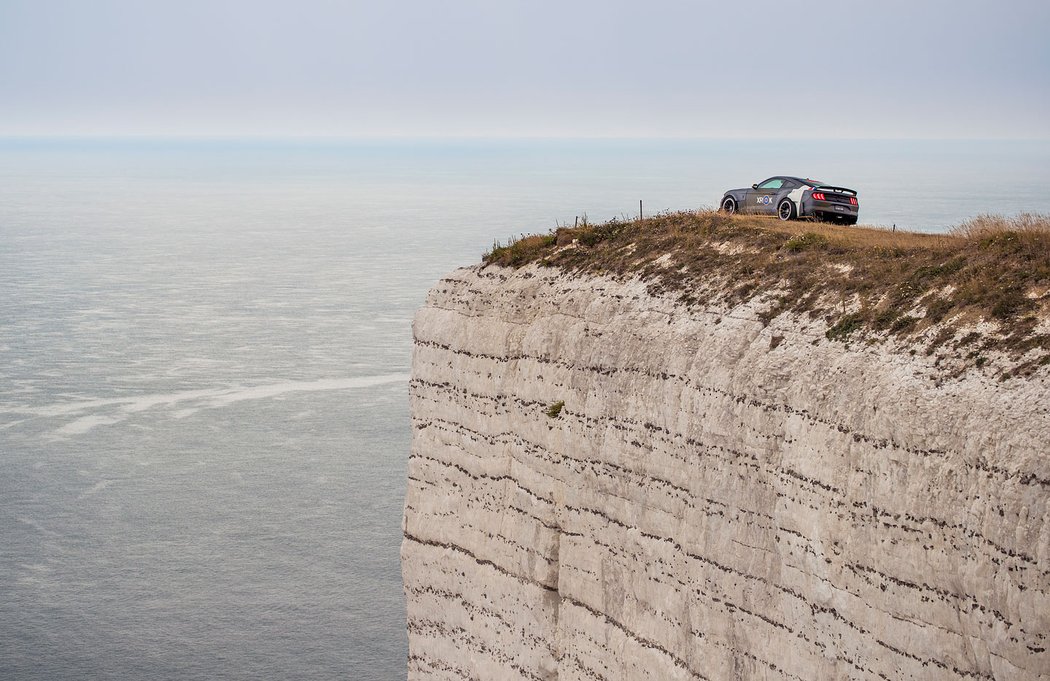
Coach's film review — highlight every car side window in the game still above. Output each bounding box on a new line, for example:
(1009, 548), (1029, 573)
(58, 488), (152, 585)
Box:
(757, 178), (784, 190)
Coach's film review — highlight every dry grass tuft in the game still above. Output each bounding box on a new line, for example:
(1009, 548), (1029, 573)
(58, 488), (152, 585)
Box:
(482, 211), (1050, 377)
(953, 212), (1050, 238)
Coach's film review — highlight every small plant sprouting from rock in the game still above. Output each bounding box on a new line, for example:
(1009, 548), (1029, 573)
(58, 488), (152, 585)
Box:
(826, 313), (864, 341)
(784, 232), (829, 252)
(545, 400), (565, 418)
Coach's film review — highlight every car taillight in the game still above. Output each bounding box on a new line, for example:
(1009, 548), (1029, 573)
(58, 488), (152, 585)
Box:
(850, 197), (858, 205)
(812, 192), (826, 201)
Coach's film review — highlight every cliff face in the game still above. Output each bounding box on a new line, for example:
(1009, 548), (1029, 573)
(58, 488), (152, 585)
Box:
(401, 263), (1050, 681)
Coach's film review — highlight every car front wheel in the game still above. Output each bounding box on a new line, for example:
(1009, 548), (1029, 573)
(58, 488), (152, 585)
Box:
(721, 196), (736, 214)
(778, 199), (796, 221)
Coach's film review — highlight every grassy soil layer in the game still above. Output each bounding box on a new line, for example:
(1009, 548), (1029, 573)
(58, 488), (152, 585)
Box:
(483, 212), (1050, 379)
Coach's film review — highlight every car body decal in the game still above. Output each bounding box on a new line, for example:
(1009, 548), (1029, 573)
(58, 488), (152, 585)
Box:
(786, 185), (809, 215)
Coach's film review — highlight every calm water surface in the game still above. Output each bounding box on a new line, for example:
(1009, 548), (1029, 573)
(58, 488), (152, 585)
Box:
(2, 138), (1049, 680)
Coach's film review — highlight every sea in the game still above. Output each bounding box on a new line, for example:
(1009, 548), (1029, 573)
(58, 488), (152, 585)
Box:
(2, 138), (1049, 680)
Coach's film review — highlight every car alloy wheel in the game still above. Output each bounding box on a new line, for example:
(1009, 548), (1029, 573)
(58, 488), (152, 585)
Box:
(778, 199), (796, 221)
(721, 197), (736, 214)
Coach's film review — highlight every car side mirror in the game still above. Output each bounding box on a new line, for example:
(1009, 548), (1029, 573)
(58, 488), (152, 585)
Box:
(752, 184), (758, 189)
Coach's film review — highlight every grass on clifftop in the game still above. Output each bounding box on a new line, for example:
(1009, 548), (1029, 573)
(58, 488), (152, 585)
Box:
(483, 211), (1050, 378)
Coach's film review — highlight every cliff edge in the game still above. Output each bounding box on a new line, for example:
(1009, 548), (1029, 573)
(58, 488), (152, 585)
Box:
(402, 213), (1050, 680)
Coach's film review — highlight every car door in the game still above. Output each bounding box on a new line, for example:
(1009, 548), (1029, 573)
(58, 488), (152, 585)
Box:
(745, 177), (785, 214)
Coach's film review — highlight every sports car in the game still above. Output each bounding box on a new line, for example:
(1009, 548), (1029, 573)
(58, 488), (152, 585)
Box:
(719, 176), (859, 224)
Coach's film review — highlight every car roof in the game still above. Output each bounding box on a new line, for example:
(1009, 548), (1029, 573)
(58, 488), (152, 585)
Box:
(780, 176), (818, 184)
(751, 176), (823, 187)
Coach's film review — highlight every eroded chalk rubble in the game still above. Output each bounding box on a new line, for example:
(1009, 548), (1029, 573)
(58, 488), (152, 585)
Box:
(401, 264), (1050, 681)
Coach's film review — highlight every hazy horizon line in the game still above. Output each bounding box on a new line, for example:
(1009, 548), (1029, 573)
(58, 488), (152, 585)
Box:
(2, 133), (1048, 144)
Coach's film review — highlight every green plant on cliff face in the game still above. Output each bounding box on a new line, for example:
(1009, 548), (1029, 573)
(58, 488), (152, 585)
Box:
(784, 232), (829, 252)
(826, 313), (864, 341)
(545, 400), (565, 418)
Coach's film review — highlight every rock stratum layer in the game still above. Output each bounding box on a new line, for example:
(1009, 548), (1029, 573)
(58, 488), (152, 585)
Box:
(402, 264), (1050, 681)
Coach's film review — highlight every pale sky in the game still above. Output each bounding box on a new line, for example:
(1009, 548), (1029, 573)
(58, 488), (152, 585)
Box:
(1, 0), (1047, 139)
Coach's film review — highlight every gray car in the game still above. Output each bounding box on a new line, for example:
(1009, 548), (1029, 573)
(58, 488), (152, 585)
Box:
(720, 176), (859, 225)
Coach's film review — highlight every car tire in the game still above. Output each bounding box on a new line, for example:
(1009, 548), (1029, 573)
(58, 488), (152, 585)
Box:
(778, 199), (796, 221)
(721, 196), (737, 214)
(843, 217), (858, 226)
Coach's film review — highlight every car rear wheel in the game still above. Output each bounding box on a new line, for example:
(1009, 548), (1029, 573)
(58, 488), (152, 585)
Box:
(721, 196), (737, 214)
(778, 199), (796, 221)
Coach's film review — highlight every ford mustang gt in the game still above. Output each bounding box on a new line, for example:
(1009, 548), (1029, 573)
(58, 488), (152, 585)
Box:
(720, 176), (859, 224)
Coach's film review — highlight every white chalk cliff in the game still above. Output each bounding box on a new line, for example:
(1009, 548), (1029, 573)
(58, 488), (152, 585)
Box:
(402, 263), (1049, 680)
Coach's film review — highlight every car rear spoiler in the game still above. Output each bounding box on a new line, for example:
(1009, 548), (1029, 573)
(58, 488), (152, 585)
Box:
(812, 184), (857, 196)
